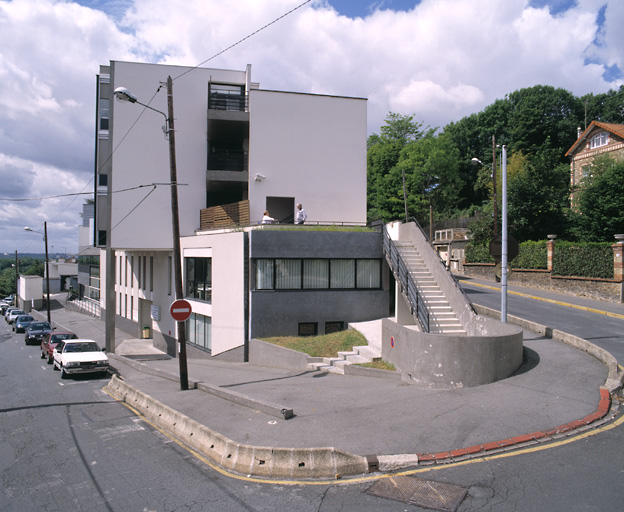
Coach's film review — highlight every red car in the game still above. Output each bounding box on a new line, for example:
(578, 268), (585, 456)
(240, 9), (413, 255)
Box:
(41, 331), (78, 364)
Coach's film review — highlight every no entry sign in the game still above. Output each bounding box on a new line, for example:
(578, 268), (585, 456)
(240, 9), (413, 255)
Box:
(170, 299), (192, 322)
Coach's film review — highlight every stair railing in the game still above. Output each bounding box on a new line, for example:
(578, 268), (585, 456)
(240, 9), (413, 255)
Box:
(382, 225), (430, 333)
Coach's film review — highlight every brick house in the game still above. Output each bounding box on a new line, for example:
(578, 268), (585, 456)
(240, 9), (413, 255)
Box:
(566, 121), (624, 204)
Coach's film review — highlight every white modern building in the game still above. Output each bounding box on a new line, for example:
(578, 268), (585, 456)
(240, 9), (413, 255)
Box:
(95, 60), (389, 359)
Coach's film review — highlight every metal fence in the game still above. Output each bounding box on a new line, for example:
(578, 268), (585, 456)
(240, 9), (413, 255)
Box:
(66, 293), (101, 318)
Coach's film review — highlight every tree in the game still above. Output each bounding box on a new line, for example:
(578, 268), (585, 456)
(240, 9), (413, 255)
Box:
(575, 155), (624, 241)
(507, 146), (571, 241)
(367, 113), (426, 222)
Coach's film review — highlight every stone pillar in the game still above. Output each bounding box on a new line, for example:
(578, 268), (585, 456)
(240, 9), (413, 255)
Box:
(613, 235), (624, 282)
(547, 234), (557, 272)
(614, 235), (624, 303)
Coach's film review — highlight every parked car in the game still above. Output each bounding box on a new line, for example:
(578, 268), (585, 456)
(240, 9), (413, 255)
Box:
(0, 302), (11, 315)
(6, 309), (25, 324)
(53, 339), (109, 379)
(25, 321), (54, 345)
(4, 306), (18, 318)
(41, 331), (78, 364)
(13, 315), (34, 333)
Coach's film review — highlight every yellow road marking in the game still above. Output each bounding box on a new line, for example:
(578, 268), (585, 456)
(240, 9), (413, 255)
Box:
(463, 281), (624, 320)
(103, 386), (624, 487)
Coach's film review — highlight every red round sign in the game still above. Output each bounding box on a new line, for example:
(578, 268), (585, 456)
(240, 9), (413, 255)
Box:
(170, 299), (192, 322)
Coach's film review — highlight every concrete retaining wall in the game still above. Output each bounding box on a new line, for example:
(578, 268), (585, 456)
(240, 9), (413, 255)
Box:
(106, 376), (368, 479)
(249, 339), (311, 370)
(382, 317), (524, 389)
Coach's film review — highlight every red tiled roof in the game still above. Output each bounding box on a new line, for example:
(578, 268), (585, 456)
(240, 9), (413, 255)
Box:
(566, 121), (624, 156)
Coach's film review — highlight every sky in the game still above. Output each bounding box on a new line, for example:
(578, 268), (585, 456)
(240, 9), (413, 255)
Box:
(0, 0), (622, 256)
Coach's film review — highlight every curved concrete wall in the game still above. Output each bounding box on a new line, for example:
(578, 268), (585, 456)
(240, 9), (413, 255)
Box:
(382, 317), (524, 389)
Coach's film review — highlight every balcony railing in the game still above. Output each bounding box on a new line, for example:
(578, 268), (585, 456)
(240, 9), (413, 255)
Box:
(200, 200), (250, 230)
(207, 149), (247, 172)
(208, 94), (248, 112)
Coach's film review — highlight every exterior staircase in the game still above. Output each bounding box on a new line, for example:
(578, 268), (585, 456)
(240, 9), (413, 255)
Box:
(306, 321), (383, 375)
(393, 241), (466, 335)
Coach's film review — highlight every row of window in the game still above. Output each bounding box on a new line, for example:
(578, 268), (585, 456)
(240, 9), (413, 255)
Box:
(254, 258), (382, 290)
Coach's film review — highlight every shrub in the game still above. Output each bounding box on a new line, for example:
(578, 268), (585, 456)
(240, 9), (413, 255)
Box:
(511, 241), (547, 269)
(465, 242), (494, 263)
(552, 242), (613, 278)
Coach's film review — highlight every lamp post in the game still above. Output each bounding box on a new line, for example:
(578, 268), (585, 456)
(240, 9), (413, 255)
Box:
(114, 77), (189, 391)
(24, 223), (51, 323)
(500, 145), (508, 322)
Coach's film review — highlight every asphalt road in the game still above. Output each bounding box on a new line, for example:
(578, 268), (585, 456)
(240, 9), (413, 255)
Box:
(1, 291), (623, 512)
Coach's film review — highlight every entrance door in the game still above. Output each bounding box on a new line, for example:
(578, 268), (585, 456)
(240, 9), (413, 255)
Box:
(266, 197), (295, 223)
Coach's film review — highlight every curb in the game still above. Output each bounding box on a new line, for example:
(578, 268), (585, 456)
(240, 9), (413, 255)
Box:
(416, 388), (618, 465)
(472, 304), (624, 394)
(105, 375), (368, 479)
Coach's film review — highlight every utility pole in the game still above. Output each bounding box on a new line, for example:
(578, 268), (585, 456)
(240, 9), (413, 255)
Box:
(44, 222), (51, 324)
(14, 250), (18, 304)
(166, 76), (189, 391)
(492, 134), (498, 237)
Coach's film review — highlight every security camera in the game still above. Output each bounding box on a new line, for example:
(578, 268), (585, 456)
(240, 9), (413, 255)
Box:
(254, 173), (266, 182)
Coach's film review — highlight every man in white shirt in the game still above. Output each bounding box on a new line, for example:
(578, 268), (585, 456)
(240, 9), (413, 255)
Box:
(295, 203), (307, 224)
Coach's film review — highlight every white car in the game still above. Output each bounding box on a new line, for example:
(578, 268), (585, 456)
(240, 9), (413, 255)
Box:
(53, 339), (109, 379)
(6, 309), (25, 324)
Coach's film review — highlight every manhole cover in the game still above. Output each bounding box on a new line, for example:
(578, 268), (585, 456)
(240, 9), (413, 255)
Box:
(124, 354), (171, 361)
(366, 475), (468, 512)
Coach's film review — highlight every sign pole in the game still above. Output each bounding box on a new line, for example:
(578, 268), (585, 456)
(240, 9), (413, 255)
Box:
(501, 145), (508, 323)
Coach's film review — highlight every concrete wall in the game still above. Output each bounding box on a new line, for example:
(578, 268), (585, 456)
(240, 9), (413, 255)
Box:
(109, 61), (248, 249)
(396, 222), (477, 331)
(248, 89), (367, 225)
(382, 317), (523, 389)
(249, 230), (389, 338)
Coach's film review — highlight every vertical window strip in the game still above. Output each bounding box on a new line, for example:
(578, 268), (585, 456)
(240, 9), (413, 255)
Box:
(255, 259), (274, 290)
(276, 259), (302, 289)
(330, 259), (355, 289)
(303, 259), (329, 289)
(356, 259), (381, 289)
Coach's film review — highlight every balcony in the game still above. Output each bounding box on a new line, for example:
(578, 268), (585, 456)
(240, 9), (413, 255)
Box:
(200, 200), (250, 230)
(207, 149), (247, 172)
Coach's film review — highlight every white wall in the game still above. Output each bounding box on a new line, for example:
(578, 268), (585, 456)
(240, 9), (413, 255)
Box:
(181, 231), (246, 356)
(109, 61), (248, 250)
(248, 90), (367, 225)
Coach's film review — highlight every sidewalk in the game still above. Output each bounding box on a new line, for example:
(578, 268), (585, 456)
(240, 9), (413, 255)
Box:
(38, 291), (620, 479)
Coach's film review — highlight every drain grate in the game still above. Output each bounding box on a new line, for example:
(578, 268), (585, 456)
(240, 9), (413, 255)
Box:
(366, 475), (468, 512)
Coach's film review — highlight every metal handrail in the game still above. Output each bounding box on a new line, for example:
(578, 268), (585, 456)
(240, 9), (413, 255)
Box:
(382, 225), (430, 332)
(410, 216), (477, 315)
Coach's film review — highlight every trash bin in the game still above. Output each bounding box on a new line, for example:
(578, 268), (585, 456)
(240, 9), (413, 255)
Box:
(142, 326), (150, 339)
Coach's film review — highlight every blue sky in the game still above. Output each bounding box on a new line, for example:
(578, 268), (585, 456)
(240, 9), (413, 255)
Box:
(0, 0), (622, 253)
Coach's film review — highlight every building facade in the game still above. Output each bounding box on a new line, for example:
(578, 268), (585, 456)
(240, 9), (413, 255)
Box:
(566, 121), (624, 204)
(95, 60), (387, 358)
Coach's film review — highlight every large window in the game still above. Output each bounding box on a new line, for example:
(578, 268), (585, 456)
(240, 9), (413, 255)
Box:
(254, 258), (381, 290)
(590, 131), (609, 149)
(185, 257), (212, 302)
(187, 313), (211, 352)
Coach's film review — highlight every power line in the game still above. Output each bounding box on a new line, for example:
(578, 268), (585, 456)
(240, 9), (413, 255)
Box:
(172, 0), (313, 82)
(0, 183), (183, 202)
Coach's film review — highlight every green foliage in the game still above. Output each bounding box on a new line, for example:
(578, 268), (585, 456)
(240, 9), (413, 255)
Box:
(262, 329), (368, 358)
(511, 241), (547, 269)
(465, 242), (494, 263)
(574, 156), (624, 241)
(552, 242), (613, 278)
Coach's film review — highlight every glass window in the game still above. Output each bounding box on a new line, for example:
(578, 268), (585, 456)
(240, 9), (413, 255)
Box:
(185, 257), (212, 302)
(187, 313), (211, 352)
(330, 259), (355, 289)
(303, 259), (329, 289)
(356, 259), (381, 289)
(590, 131), (608, 149)
(99, 98), (109, 130)
(255, 259), (274, 290)
(275, 259), (301, 289)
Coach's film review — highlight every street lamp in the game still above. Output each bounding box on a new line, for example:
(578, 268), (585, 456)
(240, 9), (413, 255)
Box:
(24, 223), (51, 323)
(114, 77), (190, 391)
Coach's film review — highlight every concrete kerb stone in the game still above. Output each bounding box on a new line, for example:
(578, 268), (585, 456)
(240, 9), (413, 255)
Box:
(105, 375), (368, 479)
(472, 304), (624, 395)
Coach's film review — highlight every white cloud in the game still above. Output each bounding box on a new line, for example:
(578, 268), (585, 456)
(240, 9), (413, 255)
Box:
(0, 0), (622, 253)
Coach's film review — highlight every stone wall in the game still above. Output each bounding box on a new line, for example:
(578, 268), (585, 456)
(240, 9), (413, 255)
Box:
(461, 264), (622, 303)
